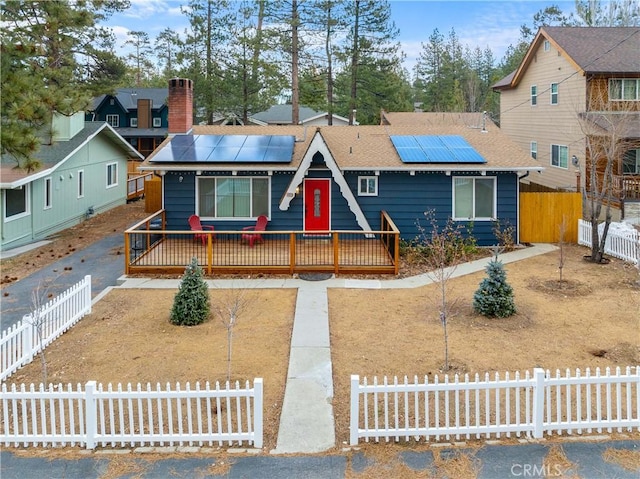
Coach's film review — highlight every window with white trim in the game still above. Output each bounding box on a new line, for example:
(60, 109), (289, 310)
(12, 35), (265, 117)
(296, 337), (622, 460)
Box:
(358, 176), (378, 196)
(530, 141), (537, 160)
(453, 177), (496, 220)
(530, 85), (537, 106)
(550, 83), (558, 104)
(609, 79), (639, 101)
(4, 184), (29, 221)
(551, 144), (569, 169)
(44, 177), (52, 209)
(106, 114), (119, 127)
(153, 117), (161, 127)
(197, 177), (269, 219)
(130, 117), (138, 127)
(623, 149), (640, 174)
(77, 170), (84, 198)
(106, 162), (118, 187)
(543, 40), (550, 51)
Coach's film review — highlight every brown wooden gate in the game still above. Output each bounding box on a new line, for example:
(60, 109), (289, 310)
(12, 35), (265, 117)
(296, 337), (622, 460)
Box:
(519, 192), (582, 243)
(144, 177), (162, 213)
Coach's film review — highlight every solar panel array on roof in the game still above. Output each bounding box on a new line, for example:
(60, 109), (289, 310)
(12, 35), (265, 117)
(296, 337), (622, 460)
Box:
(390, 135), (486, 164)
(151, 135), (295, 163)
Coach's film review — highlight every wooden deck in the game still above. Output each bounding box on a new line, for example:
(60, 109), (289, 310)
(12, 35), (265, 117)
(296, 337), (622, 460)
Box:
(125, 211), (400, 276)
(128, 236), (395, 275)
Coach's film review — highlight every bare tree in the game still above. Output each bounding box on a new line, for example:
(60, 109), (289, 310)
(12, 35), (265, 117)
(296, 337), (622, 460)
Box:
(417, 211), (470, 372)
(580, 84), (639, 263)
(212, 286), (253, 382)
(26, 278), (61, 385)
(558, 216), (568, 282)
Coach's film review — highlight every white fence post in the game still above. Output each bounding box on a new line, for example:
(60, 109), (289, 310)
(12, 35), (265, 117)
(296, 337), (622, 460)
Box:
(532, 368), (545, 439)
(253, 378), (263, 449)
(85, 381), (97, 450)
(20, 315), (32, 367)
(350, 375), (360, 445)
(84, 275), (92, 314)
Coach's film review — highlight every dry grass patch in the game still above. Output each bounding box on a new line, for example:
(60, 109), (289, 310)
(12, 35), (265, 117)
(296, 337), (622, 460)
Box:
(330, 245), (640, 445)
(5, 288), (297, 451)
(602, 447), (640, 471)
(543, 445), (579, 478)
(432, 448), (481, 479)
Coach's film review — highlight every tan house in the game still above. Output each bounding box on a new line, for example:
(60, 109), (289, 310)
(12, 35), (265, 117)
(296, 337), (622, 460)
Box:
(493, 26), (640, 221)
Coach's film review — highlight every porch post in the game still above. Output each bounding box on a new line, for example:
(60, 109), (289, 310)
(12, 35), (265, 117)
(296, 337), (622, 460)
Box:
(289, 232), (296, 274)
(333, 232), (339, 274)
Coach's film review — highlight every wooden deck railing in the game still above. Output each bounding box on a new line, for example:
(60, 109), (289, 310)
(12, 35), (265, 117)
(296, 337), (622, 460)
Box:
(614, 175), (640, 200)
(126, 173), (155, 201)
(124, 210), (400, 276)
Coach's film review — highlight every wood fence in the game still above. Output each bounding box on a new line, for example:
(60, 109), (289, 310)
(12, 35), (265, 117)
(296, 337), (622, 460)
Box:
(350, 367), (639, 445)
(0, 276), (92, 382)
(1, 379), (263, 449)
(578, 219), (639, 264)
(144, 177), (162, 213)
(519, 192), (582, 243)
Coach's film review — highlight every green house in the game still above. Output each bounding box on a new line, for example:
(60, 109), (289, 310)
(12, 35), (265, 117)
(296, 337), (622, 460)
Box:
(0, 112), (143, 252)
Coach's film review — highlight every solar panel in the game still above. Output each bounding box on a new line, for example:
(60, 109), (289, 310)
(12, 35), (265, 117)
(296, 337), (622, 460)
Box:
(150, 135), (295, 164)
(391, 135), (486, 164)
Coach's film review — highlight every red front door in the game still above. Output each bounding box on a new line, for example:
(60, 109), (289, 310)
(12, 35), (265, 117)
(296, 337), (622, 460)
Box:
(304, 179), (330, 232)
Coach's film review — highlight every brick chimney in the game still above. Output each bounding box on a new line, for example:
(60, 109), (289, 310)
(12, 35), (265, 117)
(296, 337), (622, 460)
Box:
(168, 78), (193, 134)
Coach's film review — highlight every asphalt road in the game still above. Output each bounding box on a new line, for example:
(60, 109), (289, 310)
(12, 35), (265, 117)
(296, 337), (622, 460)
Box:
(0, 233), (125, 331)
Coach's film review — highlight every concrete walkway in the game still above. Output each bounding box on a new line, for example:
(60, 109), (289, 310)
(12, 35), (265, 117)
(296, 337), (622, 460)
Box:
(116, 243), (559, 454)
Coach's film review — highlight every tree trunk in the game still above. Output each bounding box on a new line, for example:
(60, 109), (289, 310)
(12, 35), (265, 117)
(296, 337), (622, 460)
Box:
(291, 0), (300, 125)
(349, 0), (360, 126)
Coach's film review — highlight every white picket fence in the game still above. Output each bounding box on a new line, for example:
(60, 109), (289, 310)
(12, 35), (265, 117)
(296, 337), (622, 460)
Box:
(1, 379), (263, 449)
(349, 367), (640, 445)
(0, 275), (92, 382)
(578, 219), (639, 264)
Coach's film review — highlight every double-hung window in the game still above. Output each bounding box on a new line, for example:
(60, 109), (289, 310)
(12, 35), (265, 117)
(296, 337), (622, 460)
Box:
(198, 177), (269, 219)
(530, 141), (537, 160)
(531, 85), (537, 106)
(550, 83), (558, 104)
(153, 117), (161, 127)
(130, 118), (138, 127)
(44, 177), (52, 209)
(453, 177), (496, 220)
(4, 184), (29, 221)
(623, 149), (640, 174)
(551, 144), (569, 169)
(358, 176), (378, 196)
(106, 162), (118, 187)
(106, 114), (119, 127)
(609, 79), (640, 101)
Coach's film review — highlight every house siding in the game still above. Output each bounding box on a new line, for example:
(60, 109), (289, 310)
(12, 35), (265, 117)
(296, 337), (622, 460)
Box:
(162, 169), (519, 247)
(1, 133), (129, 251)
(499, 39), (586, 191)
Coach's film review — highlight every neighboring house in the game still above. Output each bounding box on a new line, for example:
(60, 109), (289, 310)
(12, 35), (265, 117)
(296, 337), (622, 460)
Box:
(0, 112), (144, 252)
(493, 26), (640, 220)
(249, 104), (352, 126)
(87, 88), (168, 157)
(138, 79), (542, 245)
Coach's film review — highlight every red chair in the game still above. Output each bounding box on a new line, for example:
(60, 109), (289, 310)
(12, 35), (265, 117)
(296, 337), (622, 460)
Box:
(188, 215), (215, 245)
(241, 215), (268, 247)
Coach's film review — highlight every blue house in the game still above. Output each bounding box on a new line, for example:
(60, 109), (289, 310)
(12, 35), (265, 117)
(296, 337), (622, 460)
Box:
(87, 88), (168, 157)
(137, 81), (542, 247)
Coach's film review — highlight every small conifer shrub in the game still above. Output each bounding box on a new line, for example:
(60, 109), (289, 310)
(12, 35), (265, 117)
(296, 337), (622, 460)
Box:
(170, 257), (210, 326)
(473, 258), (516, 318)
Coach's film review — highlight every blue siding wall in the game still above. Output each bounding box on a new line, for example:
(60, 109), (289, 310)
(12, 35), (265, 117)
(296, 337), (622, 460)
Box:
(163, 169), (519, 246)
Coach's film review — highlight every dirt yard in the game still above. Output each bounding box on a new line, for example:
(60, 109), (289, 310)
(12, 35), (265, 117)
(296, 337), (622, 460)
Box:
(1, 201), (639, 451)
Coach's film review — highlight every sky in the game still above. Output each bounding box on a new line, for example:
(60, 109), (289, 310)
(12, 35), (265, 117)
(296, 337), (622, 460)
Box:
(103, 0), (579, 73)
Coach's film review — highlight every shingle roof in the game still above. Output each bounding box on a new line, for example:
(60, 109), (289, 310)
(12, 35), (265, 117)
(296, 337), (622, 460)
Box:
(141, 114), (541, 173)
(250, 105), (342, 124)
(90, 88), (168, 111)
(495, 27), (640, 89)
(1, 122), (141, 186)
(542, 26), (640, 74)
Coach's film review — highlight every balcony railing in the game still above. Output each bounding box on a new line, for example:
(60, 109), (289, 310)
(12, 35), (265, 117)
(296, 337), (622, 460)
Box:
(126, 173), (154, 201)
(124, 210), (400, 276)
(615, 175), (640, 200)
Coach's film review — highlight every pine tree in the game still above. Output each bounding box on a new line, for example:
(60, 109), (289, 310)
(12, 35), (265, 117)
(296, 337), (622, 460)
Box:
(170, 258), (210, 326)
(473, 259), (516, 318)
